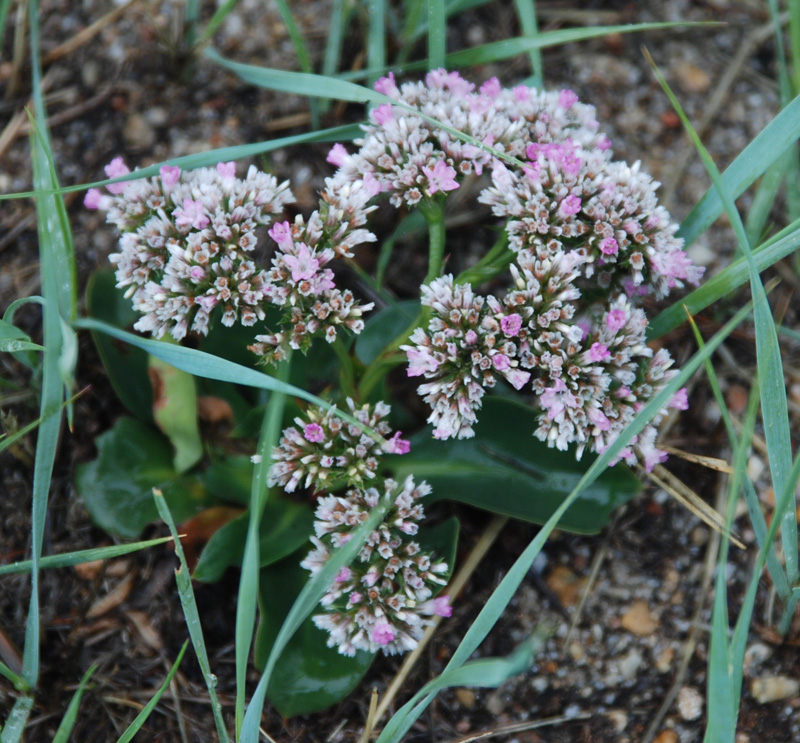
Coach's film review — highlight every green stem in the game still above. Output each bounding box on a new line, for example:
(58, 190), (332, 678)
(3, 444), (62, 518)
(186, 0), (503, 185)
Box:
(419, 199), (446, 286)
(332, 338), (357, 399)
(234, 354), (292, 739)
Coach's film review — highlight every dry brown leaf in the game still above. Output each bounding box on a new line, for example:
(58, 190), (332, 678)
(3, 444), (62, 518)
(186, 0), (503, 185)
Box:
(87, 574), (134, 618)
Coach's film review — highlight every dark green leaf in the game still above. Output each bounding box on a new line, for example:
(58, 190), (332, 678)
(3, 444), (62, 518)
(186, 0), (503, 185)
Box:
(85, 270), (153, 423)
(75, 417), (211, 538)
(355, 300), (420, 365)
(203, 457), (253, 506)
(193, 497), (314, 582)
(417, 517), (459, 584)
(395, 397), (640, 534)
(254, 556), (374, 717)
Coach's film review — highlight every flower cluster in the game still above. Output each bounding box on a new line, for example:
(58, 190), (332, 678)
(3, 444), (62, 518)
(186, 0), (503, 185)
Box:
(268, 398), (410, 493)
(302, 476), (450, 656)
(324, 71), (703, 471)
(87, 159), (294, 339)
(88, 159), (378, 357)
(269, 401), (451, 656)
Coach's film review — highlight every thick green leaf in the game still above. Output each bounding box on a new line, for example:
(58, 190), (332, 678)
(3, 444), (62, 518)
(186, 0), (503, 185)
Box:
(0, 319), (44, 352)
(355, 300), (420, 365)
(193, 497), (314, 583)
(395, 397), (640, 534)
(203, 457), (253, 506)
(254, 556), (374, 717)
(149, 350), (203, 473)
(75, 417), (211, 538)
(85, 270), (153, 423)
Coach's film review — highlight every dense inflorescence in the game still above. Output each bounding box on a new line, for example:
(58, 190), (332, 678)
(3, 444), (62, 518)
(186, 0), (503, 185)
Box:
(318, 69), (703, 470)
(271, 402), (450, 657)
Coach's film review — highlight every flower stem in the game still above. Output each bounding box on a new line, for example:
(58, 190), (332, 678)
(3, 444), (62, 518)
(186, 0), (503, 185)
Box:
(419, 198), (446, 286)
(333, 337), (357, 399)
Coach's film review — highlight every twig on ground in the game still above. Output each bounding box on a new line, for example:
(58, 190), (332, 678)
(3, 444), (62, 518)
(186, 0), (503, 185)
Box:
(438, 712), (593, 743)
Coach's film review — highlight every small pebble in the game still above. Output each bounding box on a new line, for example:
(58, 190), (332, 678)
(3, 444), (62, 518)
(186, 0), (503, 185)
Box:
(123, 113), (156, 151)
(607, 709), (628, 732)
(454, 688), (475, 709)
(654, 731), (678, 743)
(742, 643), (772, 675)
(546, 565), (585, 608)
(677, 686), (704, 721)
(485, 690), (505, 716)
(675, 62), (712, 94)
(751, 675), (800, 704)
(655, 646), (675, 674)
(621, 600), (658, 636)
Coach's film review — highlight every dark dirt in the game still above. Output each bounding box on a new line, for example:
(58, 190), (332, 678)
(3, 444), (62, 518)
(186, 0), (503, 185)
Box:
(2, 1), (800, 741)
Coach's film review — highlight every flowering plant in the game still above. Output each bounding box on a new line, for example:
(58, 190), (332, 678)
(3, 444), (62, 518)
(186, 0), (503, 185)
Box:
(79, 68), (702, 713)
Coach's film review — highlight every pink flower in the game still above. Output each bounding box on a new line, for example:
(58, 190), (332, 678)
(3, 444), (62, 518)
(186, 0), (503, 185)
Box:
(371, 621), (395, 646)
(587, 406), (610, 431)
(327, 143), (349, 167)
(406, 348), (440, 376)
(500, 313), (522, 337)
(503, 368), (531, 391)
(362, 172), (382, 198)
(335, 566), (352, 583)
(269, 221), (294, 250)
(104, 156), (130, 194)
(587, 342), (610, 362)
(606, 308), (626, 333)
(216, 161), (236, 181)
(374, 72), (397, 96)
(159, 165), (181, 188)
(597, 135), (612, 151)
(84, 188), (111, 210)
(304, 422), (325, 443)
(373, 103), (394, 126)
(348, 591), (363, 604)
(420, 596), (452, 617)
(600, 237), (618, 256)
(513, 84), (530, 103)
(383, 431), (411, 455)
(174, 198), (210, 230)
(464, 330), (478, 345)
(283, 243), (320, 282)
(480, 77), (501, 99)
(559, 195), (581, 217)
(423, 160), (459, 195)
(492, 353), (510, 372)
(559, 89), (579, 109)
(670, 388), (689, 411)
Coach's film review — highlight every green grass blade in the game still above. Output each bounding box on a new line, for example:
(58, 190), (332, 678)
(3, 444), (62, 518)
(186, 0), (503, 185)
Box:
(153, 492), (230, 743)
(274, 0), (319, 129)
(0, 696), (34, 743)
(198, 0), (239, 47)
(0, 537), (175, 576)
(51, 665), (98, 743)
(235, 358), (290, 738)
(512, 0), (543, 88)
(240, 501), (390, 743)
(678, 92), (800, 248)
(439, 22), (712, 69)
(427, 0), (446, 69)
(369, 0), (387, 87)
(183, 0), (199, 48)
(791, 0), (800, 91)
(22, 0), (77, 688)
(743, 157), (788, 247)
(378, 299), (754, 742)
(115, 641), (188, 743)
(0, 123), (363, 202)
(322, 0), (348, 82)
(0, 662), (27, 692)
(648, 218), (800, 338)
(646, 50), (797, 588)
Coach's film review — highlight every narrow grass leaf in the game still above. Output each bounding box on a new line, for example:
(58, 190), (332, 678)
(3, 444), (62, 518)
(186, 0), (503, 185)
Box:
(368, 0), (387, 87)
(440, 23), (711, 69)
(0, 696), (34, 743)
(321, 0), (348, 83)
(646, 50), (797, 586)
(51, 665), (98, 743)
(512, 0), (543, 87)
(73, 318), (380, 439)
(379, 300), (754, 742)
(115, 641), (188, 743)
(0, 661), (27, 692)
(679, 92), (800, 248)
(0, 537), (175, 576)
(0, 123), (364, 202)
(649, 218), (800, 338)
(240, 502), (389, 743)
(274, 0), (319, 128)
(744, 157), (788, 247)
(235, 358), (290, 738)
(198, 0), (239, 47)
(154, 493), (230, 743)
(427, 0), (446, 70)
(183, 0), (199, 47)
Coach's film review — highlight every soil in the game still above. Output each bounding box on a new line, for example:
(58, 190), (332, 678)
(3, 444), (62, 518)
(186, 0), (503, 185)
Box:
(2, 1), (800, 742)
